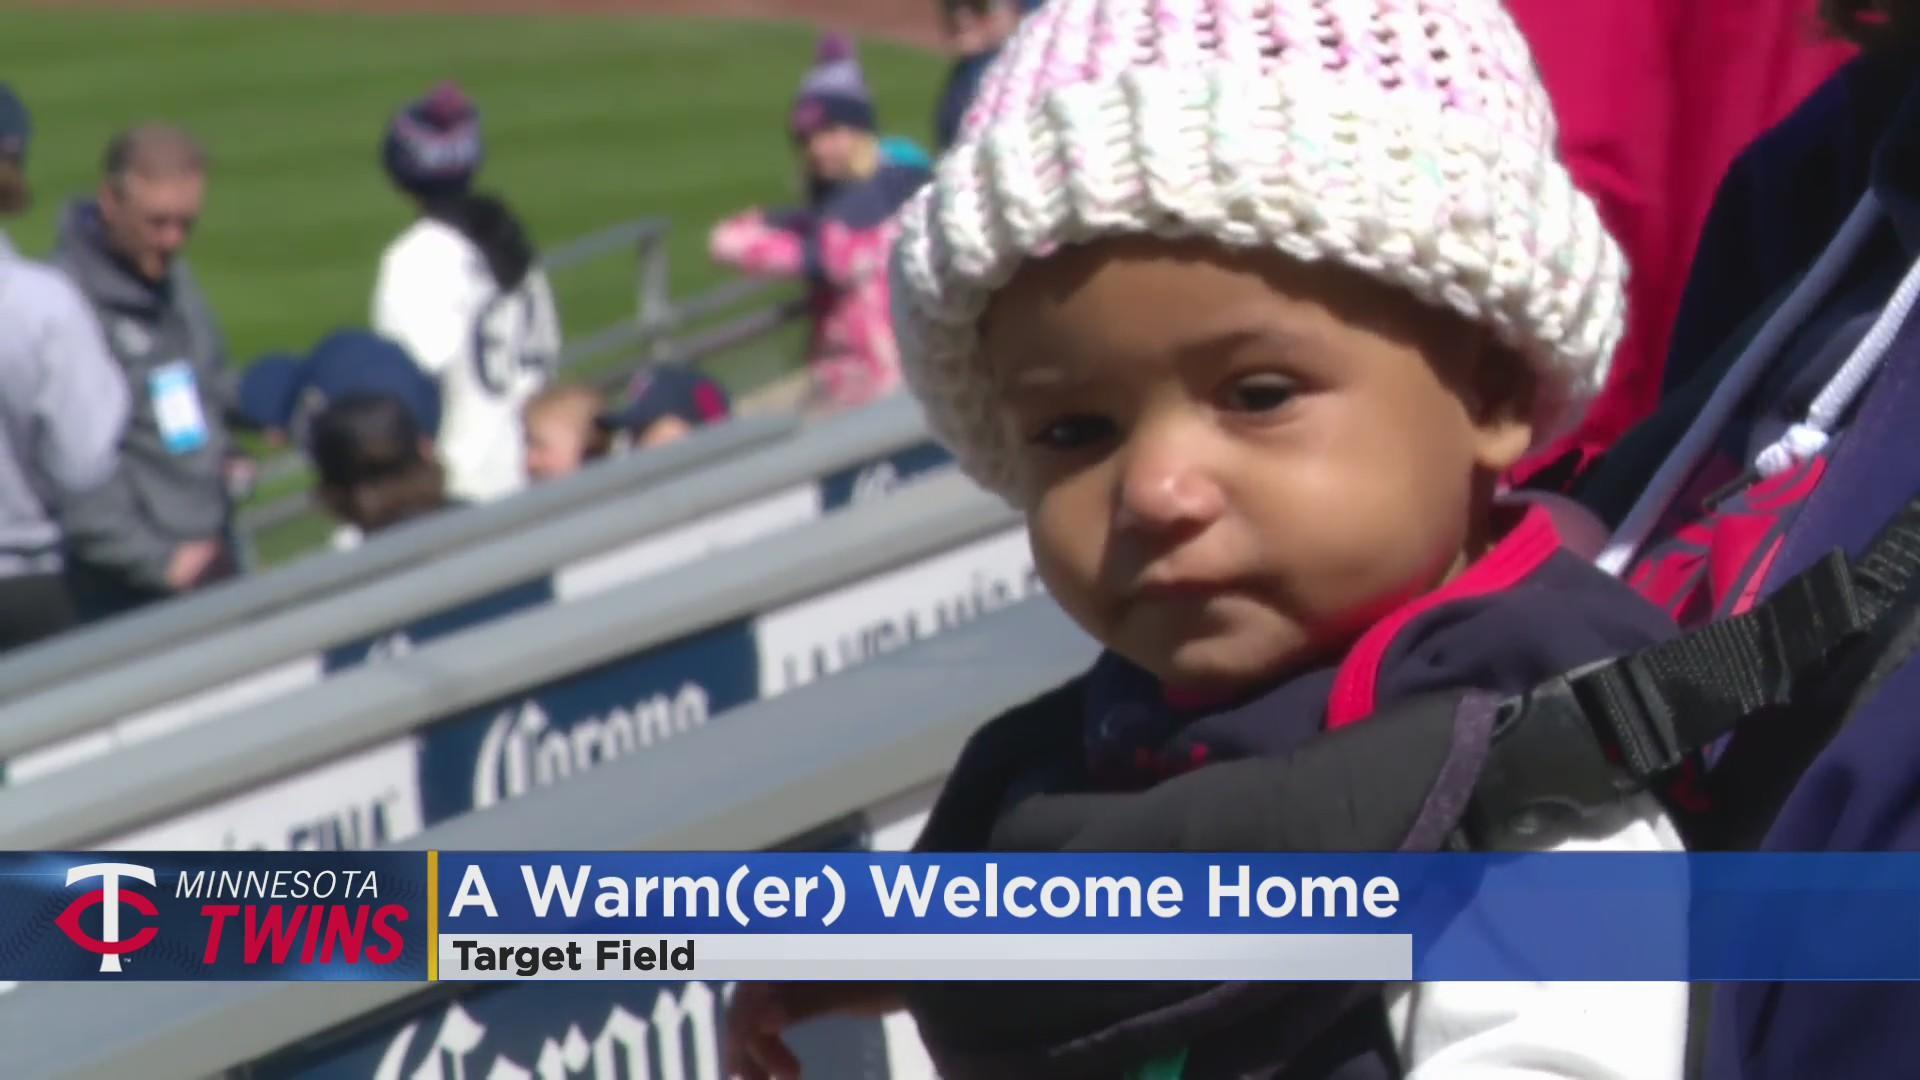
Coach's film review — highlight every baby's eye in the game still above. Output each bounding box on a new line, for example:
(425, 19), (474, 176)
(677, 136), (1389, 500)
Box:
(1028, 414), (1116, 450)
(1222, 374), (1297, 414)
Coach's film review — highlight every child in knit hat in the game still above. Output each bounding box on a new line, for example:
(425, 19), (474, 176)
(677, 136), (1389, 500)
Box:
(373, 81), (561, 505)
(709, 34), (931, 414)
(727, 0), (1688, 1077)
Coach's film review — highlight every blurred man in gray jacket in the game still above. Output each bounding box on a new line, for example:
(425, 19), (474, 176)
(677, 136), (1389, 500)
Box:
(0, 84), (130, 649)
(54, 123), (239, 619)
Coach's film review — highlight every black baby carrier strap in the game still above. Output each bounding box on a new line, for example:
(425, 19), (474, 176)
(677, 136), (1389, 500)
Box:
(1464, 493), (1920, 850)
(1464, 494), (1920, 1080)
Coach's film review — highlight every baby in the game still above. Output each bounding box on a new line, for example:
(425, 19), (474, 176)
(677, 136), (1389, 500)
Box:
(521, 384), (609, 483)
(729, 0), (1687, 1076)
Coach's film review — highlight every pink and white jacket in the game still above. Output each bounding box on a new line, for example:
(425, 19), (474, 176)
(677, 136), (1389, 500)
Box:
(709, 162), (929, 411)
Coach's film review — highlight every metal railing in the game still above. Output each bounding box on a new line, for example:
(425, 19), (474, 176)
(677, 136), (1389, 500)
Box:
(0, 472), (1025, 850)
(0, 600), (1094, 1080)
(0, 398), (945, 778)
(0, 412), (798, 706)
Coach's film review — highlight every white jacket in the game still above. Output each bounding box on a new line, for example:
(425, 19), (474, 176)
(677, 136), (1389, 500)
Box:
(1383, 793), (1688, 1078)
(372, 218), (559, 504)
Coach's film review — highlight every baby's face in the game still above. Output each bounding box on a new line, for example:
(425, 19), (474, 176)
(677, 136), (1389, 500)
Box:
(800, 126), (868, 184)
(981, 237), (1533, 695)
(523, 412), (589, 482)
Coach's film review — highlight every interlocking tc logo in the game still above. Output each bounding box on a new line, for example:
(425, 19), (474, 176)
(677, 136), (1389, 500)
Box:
(56, 863), (158, 972)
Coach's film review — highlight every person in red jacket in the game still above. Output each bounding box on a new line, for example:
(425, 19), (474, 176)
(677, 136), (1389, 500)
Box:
(1507, 0), (1854, 486)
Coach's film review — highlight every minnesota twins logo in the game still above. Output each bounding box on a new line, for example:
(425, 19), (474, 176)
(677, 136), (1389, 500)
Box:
(56, 862), (159, 972)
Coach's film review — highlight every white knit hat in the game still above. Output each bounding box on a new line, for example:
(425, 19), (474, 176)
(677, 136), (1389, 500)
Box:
(890, 0), (1627, 500)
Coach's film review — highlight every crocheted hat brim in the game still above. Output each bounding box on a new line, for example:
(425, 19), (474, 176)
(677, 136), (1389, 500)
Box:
(892, 64), (1627, 501)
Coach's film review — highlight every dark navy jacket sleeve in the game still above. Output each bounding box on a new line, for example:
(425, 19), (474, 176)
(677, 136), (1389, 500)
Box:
(1369, 552), (1676, 706)
(1708, 653), (1920, 1080)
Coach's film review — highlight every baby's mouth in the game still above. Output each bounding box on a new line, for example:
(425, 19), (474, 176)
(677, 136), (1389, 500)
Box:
(1129, 577), (1239, 604)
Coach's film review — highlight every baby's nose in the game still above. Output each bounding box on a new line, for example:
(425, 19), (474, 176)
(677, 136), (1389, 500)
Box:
(1113, 444), (1226, 534)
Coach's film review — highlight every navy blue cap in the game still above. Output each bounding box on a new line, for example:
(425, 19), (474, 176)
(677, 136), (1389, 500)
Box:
(0, 83), (29, 164)
(600, 365), (730, 434)
(239, 329), (440, 445)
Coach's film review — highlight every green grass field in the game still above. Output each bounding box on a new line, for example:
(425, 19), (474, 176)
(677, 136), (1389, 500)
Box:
(2, 8), (942, 561)
(4, 10), (941, 368)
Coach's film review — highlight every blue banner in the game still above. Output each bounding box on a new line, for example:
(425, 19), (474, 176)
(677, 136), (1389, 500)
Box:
(1, 852), (428, 980)
(432, 852), (1920, 982)
(818, 441), (953, 511)
(415, 619), (761, 824)
(11, 851), (1920, 982)
(323, 577), (554, 674)
(251, 979), (893, 1080)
